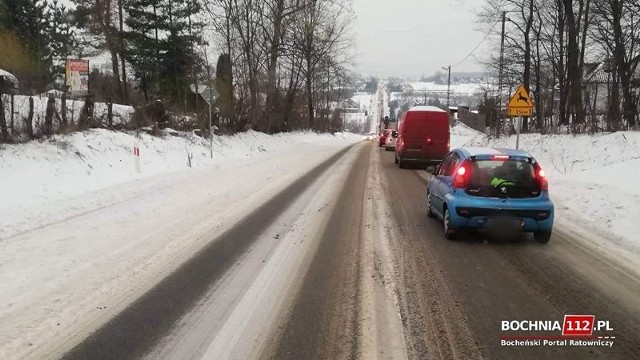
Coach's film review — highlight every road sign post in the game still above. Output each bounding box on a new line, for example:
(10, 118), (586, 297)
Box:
(507, 85), (533, 150)
(516, 116), (521, 149)
(209, 90), (212, 158)
(202, 87), (219, 158)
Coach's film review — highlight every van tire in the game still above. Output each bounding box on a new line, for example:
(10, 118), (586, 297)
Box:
(399, 157), (405, 168)
(534, 230), (552, 244)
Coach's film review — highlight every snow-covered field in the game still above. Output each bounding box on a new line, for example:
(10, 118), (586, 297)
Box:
(0, 129), (360, 359)
(351, 92), (374, 112)
(407, 81), (484, 96)
(454, 123), (640, 268)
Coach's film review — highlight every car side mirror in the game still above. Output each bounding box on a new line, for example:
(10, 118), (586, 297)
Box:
(426, 165), (437, 174)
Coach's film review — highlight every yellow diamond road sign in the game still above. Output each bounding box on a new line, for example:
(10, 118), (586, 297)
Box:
(507, 85), (533, 117)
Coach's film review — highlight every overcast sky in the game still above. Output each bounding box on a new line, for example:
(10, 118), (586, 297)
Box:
(351, 0), (488, 77)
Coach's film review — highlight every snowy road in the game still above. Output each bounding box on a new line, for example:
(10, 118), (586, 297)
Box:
(2, 142), (640, 359)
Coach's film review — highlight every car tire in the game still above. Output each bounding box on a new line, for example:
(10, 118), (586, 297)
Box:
(394, 155), (399, 164)
(443, 208), (456, 240)
(427, 193), (435, 218)
(533, 230), (552, 244)
(399, 157), (405, 168)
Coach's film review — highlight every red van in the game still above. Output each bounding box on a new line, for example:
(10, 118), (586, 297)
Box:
(395, 106), (450, 168)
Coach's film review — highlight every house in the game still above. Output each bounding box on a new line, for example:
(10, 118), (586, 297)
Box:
(583, 59), (640, 126)
(339, 98), (360, 113)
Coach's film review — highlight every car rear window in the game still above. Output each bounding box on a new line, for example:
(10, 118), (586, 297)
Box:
(465, 159), (541, 198)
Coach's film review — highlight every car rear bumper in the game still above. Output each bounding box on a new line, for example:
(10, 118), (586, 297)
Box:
(446, 195), (554, 232)
(397, 156), (442, 165)
(398, 149), (447, 164)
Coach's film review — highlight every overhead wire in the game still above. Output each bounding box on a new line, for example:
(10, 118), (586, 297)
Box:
(451, 20), (500, 69)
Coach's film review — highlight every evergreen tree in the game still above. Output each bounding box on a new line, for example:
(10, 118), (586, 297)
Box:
(1, 0), (74, 91)
(74, 0), (124, 100)
(1, 0), (49, 91)
(124, 0), (204, 105)
(46, 0), (75, 84)
(215, 53), (234, 121)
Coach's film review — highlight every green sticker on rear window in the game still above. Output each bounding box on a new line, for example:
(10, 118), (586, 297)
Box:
(490, 177), (515, 186)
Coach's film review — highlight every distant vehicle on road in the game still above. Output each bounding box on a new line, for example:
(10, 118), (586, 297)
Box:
(426, 147), (554, 243)
(384, 130), (397, 151)
(363, 132), (377, 141)
(378, 129), (392, 147)
(395, 106), (450, 168)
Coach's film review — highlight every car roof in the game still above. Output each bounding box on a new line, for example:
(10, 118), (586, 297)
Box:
(457, 147), (533, 158)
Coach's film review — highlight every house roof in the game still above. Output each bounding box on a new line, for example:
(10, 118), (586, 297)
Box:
(583, 62), (610, 83)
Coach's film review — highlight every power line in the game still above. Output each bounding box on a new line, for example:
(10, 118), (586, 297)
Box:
(451, 20), (500, 69)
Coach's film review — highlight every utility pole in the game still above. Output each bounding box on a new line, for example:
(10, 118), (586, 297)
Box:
(442, 65), (451, 110)
(497, 11), (507, 138)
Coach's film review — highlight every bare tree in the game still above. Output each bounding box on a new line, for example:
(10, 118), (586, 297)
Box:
(204, 0), (354, 133)
(291, 0), (353, 130)
(478, 0), (599, 134)
(591, 0), (639, 129)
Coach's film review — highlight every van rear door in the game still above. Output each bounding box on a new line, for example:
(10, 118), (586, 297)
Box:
(403, 111), (449, 161)
(402, 115), (427, 154)
(426, 113), (450, 160)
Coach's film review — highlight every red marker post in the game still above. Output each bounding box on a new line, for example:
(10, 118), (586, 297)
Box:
(133, 145), (141, 173)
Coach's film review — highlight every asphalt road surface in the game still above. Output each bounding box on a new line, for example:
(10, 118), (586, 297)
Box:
(63, 142), (640, 360)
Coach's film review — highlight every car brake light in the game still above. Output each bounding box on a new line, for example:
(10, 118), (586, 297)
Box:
(493, 155), (509, 160)
(535, 163), (549, 191)
(453, 161), (469, 188)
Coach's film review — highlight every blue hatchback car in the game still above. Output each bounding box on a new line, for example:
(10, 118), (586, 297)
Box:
(426, 147), (554, 243)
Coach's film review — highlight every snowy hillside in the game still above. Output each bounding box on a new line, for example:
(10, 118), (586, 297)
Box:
(453, 123), (640, 265)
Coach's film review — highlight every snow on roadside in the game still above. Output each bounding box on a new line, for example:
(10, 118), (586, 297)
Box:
(0, 129), (361, 239)
(450, 122), (486, 148)
(452, 124), (640, 267)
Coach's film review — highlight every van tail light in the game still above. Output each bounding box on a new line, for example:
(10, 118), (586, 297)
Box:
(453, 161), (470, 189)
(534, 163), (549, 191)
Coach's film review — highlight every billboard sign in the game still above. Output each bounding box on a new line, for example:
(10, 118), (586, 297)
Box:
(65, 59), (89, 96)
